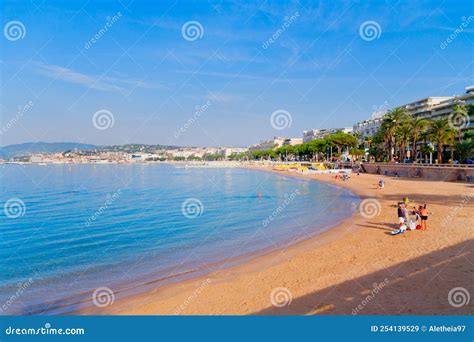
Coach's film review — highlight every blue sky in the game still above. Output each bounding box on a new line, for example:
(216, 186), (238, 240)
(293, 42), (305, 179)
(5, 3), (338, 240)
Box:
(1, 0), (473, 147)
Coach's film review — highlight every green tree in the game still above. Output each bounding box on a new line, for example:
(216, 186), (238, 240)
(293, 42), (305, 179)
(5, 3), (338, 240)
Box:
(456, 141), (474, 163)
(410, 118), (429, 161)
(451, 104), (468, 143)
(429, 119), (455, 164)
(326, 132), (357, 157)
(381, 107), (410, 161)
(395, 123), (412, 161)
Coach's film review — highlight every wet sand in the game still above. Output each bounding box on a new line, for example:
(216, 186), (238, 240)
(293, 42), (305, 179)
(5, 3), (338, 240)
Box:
(76, 168), (474, 315)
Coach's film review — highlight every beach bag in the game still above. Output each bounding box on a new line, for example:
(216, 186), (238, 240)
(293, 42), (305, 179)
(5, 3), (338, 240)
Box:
(416, 224), (422, 230)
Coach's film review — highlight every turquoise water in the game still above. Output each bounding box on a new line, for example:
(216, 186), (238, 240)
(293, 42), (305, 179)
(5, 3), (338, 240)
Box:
(0, 164), (358, 314)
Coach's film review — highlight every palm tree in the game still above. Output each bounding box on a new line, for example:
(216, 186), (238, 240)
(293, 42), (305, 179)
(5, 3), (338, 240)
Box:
(451, 104), (468, 143)
(419, 130), (431, 163)
(381, 107), (410, 161)
(410, 118), (428, 162)
(364, 136), (373, 150)
(429, 119), (454, 164)
(396, 124), (412, 161)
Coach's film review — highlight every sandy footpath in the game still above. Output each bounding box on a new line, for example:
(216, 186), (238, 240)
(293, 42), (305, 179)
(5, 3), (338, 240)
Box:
(76, 168), (474, 315)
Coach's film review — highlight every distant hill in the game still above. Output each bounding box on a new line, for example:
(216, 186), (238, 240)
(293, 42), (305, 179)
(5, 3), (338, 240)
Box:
(98, 144), (179, 153)
(0, 142), (182, 159)
(0, 142), (98, 159)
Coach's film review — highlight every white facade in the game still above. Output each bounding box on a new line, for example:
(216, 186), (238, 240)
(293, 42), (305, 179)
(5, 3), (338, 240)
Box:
(403, 96), (453, 119)
(353, 118), (383, 139)
(219, 147), (248, 157)
(354, 86), (474, 139)
(249, 137), (286, 151)
(283, 138), (303, 146)
(303, 127), (353, 142)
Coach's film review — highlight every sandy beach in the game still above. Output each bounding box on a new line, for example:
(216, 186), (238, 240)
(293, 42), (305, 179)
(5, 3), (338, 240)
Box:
(76, 167), (474, 315)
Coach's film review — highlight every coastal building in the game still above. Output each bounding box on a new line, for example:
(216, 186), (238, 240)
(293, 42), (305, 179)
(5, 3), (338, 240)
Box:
(401, 96), (453, 118)
(353, 118), (383, 140)
(283, 138), (303, 146)
(354, 86), (474, 139)
(428, 87), (474, 133)
(248, 137), (286, 151)
(303, 127), (353, 143)
(218, 147), (248, 157)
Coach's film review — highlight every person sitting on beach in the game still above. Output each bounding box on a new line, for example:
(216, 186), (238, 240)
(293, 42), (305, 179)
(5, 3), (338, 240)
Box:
(419, 204), (429, 230)
(378, 178), (385, 189)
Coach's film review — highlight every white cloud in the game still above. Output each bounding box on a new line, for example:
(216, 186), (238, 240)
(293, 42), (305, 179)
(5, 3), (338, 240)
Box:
(32, 62), (164, 93)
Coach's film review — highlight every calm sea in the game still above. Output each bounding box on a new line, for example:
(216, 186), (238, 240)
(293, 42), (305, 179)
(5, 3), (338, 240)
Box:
(0, 164), (358, 314)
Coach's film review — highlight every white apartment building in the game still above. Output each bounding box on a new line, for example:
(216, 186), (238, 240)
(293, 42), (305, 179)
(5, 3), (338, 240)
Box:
(218, 147), (248, 157)
(283, 138), (303, 146)
(303, 127), (353, 142)
(353, 86), (474, 139)
(402, 96), (453, 118)
(353, 118), (383, 140)
(429, 87), (473, 121)
(248, 137), (286, 151)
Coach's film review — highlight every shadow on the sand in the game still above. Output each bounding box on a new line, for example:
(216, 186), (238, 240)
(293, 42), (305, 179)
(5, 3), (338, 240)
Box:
(252, 239), (473, 315)
(356, 222), (396, 231)
(379, 193), (474, 206)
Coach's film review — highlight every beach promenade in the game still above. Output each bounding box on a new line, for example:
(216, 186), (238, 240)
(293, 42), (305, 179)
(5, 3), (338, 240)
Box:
(77, 170), (474, 315)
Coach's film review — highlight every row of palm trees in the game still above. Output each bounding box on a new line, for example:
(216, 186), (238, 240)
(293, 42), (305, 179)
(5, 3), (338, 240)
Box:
(366, 104), (473, 164)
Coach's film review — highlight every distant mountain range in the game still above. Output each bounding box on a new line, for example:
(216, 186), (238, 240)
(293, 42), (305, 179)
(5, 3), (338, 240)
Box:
(0, 142), (181, 159)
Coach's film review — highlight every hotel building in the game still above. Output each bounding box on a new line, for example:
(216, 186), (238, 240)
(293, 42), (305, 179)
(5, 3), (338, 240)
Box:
(302, 127), (353, 143)
(248, 137), (286, 151)
(353, 118), (383, 140)
(353, 86), (474, 139)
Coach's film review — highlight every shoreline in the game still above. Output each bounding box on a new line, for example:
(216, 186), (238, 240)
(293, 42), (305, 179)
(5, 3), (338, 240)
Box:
(48, 167), (359, 315)
(74, 167), (473, 315)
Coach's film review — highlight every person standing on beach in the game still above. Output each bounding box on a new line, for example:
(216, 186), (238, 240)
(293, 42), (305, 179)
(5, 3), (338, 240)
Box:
(419, 204), (429, 230)
(397, 202), (406, 229)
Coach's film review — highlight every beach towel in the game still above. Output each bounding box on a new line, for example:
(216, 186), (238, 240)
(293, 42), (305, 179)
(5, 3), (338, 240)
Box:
(390, 225), (407, 235)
